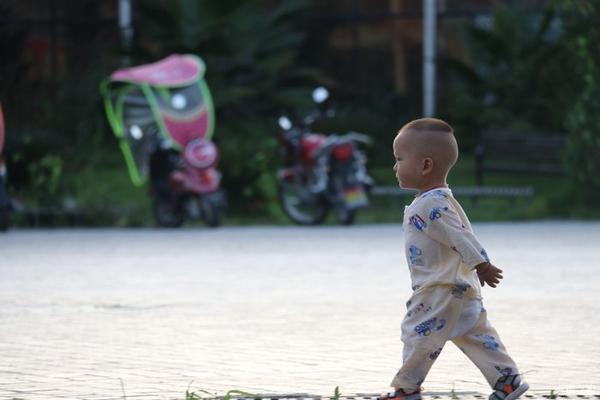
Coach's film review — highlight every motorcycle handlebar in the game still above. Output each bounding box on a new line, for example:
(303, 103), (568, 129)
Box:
(278, 110), (371, 146)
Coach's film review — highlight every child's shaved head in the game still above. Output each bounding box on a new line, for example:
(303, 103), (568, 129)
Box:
(396, 118), (458, 176)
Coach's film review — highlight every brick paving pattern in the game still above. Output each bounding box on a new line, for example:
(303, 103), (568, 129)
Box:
(1, 223), (599, 399)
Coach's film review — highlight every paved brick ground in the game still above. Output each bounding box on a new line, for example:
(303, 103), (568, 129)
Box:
(1, 223), (600, 399)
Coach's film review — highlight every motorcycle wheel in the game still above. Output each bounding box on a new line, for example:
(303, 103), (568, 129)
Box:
(335, 206), (355, 226)
(152, 195), (184, 228)
(0, 206), (8, 232)
(278, 178), (329, 225)
(0, 180), (9, 231)
(201, 198), (221, 228)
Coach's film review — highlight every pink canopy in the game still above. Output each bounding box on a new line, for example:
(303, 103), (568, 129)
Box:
(110, 54), (204, 86)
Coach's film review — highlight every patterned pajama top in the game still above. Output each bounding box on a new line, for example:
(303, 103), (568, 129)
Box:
(403, 187), (489, 300)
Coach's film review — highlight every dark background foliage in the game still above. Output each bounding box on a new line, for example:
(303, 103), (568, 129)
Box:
(133, 0), (327, 209)
(0, 0), (599, 222)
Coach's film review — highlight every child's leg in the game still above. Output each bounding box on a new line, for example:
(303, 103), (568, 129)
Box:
(390, 287), (466, 390)
(390, 334), (445, 391)
(451, 308), (521, 388)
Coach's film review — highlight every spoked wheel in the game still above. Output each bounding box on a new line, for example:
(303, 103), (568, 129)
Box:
(277, 177), (329, 225)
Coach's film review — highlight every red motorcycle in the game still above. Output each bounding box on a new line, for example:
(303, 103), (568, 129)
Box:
(276, 87), (373, 225)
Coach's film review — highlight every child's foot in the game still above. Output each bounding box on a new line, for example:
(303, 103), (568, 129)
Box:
(489, 374), (529, 400)
(379, 388), (422, 400)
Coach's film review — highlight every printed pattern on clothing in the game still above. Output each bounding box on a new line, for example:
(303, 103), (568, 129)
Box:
(480, 248), (490, 262)
(415, 317), (447, 336)
(476, 334), (499, 351)
(409, 245), (425, 266)
(429, 206), (449, 221)
(451, 284), (470, 299)
(409, 214), (427, 231)
(421, 189), (449, 199)
(406, 302), (432, 318)
(392, 286), (520, 391)
(403, 188), (488, 297)
(429, 347), (443, 360)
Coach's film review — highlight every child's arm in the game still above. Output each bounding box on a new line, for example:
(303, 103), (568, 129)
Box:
(413, 197), (496, 279)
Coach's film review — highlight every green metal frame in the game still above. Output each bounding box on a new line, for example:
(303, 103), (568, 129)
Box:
(100, 55), (216, 186)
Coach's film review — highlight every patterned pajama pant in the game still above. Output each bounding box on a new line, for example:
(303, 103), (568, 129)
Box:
(390, 286), (520, 391)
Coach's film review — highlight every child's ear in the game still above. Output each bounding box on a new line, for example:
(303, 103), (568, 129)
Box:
(422, 157), (434, 175)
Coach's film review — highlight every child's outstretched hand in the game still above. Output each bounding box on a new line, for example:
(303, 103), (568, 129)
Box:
(475, 262), (503, 288)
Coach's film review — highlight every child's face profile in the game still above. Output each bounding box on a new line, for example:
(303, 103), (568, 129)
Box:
(393, 132), (423, 190)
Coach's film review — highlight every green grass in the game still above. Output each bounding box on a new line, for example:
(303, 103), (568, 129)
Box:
(10, 154), (153, 227)
(65, 165), (151, 224)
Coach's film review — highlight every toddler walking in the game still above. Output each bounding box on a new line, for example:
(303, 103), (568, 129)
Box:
(383, 118), (528, 400)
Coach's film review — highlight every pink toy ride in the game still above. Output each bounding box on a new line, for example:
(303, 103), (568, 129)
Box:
(101, 54), (224, 227)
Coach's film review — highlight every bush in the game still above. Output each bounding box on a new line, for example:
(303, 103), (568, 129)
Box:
(561, 1), (600, 205)
(439, 2), (600, 215)
(439, 5), (580, 149)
